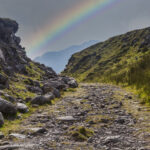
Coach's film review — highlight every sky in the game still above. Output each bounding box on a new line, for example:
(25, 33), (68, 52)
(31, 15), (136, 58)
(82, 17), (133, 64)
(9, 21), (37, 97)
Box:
(0, 0), (150, 59)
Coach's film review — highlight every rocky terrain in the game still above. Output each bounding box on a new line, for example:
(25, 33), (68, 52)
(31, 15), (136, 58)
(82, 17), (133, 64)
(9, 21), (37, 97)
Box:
(0, 18), (77, 128)
(0, 83), (150, 149)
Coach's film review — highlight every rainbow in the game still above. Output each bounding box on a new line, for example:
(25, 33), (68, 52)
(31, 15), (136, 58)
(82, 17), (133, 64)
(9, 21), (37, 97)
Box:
(27, 0), (122, 57)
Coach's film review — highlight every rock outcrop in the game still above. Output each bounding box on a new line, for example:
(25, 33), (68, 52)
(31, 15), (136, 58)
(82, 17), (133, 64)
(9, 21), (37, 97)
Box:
(0, 18), (77, 125)
(31, 94), (54, 105)
(0, 112), (4, 127)
(0, 98), (17, 116)
(0, 18), (56, 78)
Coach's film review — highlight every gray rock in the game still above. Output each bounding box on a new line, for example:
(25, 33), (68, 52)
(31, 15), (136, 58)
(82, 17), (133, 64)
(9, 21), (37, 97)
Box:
(0, 73), (9, 89)
(0, 98), (17, 116)
(0, 145), (22, 149)
(0, 144), (34, 149)
(25, 97), (32, 102)
(0, 74), (7, 84)
(43, 79), (66, 91)
(29, 127), (47, 135)
(0, 132), (4, 139)
(115, 118), (125, 124)
(53, 88), (61, 98)
(42, 83), (53, 94)
(27, 85), (43, 94)
(0, 112), (4, 126)
(67, 77), (78, 88)
(56, 116), (76, 121)
(3, 94), (16, 102)
(9, 133), (26, 139)
(15, 64), (28, 74)
(31, 93), (54, 105)
(44, 93), (55, 100)
(17, 103), (28, 113)
(61, 76), (78, 88)
(4, 66), (14, 76)
(124, 94), (132, 99)
(104, 136), (120, 144)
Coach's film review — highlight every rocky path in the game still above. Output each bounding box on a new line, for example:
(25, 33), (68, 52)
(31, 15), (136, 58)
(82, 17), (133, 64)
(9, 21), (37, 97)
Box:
(1, 83), (150, 150)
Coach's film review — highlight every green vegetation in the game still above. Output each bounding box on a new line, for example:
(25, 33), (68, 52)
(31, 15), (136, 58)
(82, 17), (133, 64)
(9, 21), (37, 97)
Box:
(85, 114), (112, 124)
(69, 126), (94, 141)
(3, 62), (45, 100)
(63, 27), (150, 103)
(25, 62), (45, 80)
(0, 62), (47, 132)
(5, 79), (35, 100)
(0, 104), (48, 135)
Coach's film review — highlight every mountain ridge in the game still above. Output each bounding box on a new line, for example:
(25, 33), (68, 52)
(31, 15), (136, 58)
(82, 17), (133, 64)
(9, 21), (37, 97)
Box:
(34, 40), (98, 73)
(63, 26), (150, 103)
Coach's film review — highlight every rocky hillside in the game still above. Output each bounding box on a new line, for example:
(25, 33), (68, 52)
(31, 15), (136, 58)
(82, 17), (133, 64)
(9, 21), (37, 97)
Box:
(63, 27), (150, 102)
(0, 18), (77, 127)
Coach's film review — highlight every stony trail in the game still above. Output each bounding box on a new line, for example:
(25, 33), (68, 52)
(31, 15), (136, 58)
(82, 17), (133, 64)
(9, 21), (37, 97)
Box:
(1, 83), (150, 150)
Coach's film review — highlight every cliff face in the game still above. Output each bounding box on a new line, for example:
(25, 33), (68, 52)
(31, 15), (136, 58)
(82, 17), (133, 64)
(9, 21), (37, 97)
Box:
(0, 18), (56, 78)
(0, 18), (77, 126)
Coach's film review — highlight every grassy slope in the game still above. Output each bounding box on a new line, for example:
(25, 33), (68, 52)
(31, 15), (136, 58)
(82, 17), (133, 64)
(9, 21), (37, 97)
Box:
(62, 27), (150, 103)
(1, 62), (45, 100)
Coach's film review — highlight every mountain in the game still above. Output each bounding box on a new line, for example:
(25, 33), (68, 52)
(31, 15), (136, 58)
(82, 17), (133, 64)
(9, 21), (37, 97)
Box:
(0, 18), (77, 126)
(34, 40), (98, 73)
(62, 27), (150, 103)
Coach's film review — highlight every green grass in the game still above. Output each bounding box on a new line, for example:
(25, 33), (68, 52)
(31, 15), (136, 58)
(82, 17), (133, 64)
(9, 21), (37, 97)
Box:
(25, 62), (45, 80)
(62, 27), (150, 104)
(0, 104), (47, 135)
(4, 77), (36, 100)
(69, 126), (94, 141)
(0, 61), (50, 133)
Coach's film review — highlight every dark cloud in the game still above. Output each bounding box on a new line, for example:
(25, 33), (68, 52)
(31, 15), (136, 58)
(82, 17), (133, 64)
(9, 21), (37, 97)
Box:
(0, 0), (150, 58)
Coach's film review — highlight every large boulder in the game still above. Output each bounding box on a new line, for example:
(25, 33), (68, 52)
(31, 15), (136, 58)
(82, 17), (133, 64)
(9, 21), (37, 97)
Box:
(17, 103), (28, 113)
(53, 88), (61, 98)
(42, 83), (61, 97)
(0, 73), (9, 89)
(27, 85), (43, 94)
(42, 83), (53, 94)
(0, 18), (18, 43)
(61, 76), (78, 88)
(43, 79), (66, 91)
(31, 93), (55, 105)
(0, 98), (17, 116)
(0, 112), (4, 127)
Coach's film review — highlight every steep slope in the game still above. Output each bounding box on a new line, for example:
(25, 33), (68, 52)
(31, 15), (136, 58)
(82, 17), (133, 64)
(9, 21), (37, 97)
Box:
(34, 40), (98, 73)
(0, 18), (77, 127)
(63, 27), (150, 102)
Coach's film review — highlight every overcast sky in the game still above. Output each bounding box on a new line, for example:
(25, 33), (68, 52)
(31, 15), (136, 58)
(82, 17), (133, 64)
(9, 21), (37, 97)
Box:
(0, 0), (150, 59)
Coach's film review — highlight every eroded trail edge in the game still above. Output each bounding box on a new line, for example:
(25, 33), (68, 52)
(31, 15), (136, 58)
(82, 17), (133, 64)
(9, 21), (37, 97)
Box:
(1, 83), (150, 150)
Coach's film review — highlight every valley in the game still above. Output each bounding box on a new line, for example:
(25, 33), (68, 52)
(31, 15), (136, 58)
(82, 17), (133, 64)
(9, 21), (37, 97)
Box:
(34, 40), (98, 73)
